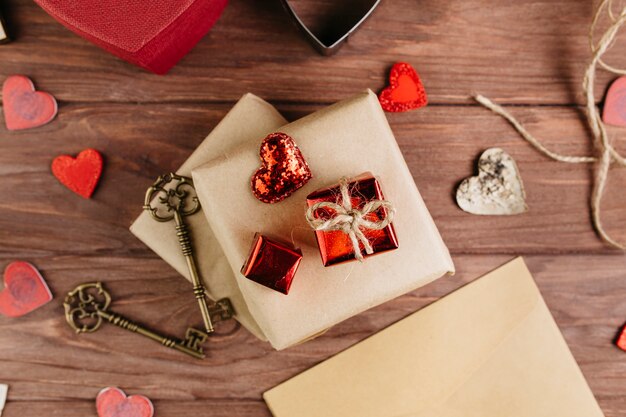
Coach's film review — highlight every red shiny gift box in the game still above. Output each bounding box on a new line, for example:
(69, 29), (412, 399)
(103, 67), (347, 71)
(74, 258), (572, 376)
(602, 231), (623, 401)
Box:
(306, 173), (398, 266)
(241, 234), (303, 295)
(34, 0), (228, 74)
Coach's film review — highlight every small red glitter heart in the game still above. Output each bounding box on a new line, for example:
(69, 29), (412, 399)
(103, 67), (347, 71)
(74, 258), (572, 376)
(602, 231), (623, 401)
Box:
(378, 62), (428, 112)
(52, 148), (103, 199)
(96, 387), (154, 417)
(603, 76), (626, 127)
(0, 261), (53, 318)
(251, 132), (312, 204)
(3, 75), (58, 131)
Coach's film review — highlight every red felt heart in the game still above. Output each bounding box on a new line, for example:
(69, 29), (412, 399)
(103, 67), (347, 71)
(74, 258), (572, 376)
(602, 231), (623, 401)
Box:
(603, 76), (626, 127)
(3, 75), (58, 131)
(51, 148), (103, 199)
(34, 0), (228, 74)
(96, 387), (154, 417)
(0, 261), (53, 318)
(378, 62), (428, 112)
(251, 132), (312, 204)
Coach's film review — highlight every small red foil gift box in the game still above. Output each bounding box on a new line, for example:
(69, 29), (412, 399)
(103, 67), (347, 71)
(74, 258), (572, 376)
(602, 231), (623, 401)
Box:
(306, 173), (398, 266)
(241, 234), (303, 295)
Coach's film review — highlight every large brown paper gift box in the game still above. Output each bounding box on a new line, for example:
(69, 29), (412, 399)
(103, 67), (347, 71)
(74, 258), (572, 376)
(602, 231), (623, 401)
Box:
(191, 90), (455, 350)
(263, 257), (604, 417)
(130, 94), (287, 340)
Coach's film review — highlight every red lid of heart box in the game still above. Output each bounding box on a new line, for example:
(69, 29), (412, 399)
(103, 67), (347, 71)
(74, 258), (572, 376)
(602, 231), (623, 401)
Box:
(34, 0), (228, 74)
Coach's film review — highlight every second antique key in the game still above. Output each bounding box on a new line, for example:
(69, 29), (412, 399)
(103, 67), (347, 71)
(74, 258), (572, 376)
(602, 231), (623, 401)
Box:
(143, 173), (234, 334)
(64, 282), (209, 359)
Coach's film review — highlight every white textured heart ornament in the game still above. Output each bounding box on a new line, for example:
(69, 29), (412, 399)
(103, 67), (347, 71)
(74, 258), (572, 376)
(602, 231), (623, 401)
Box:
(456, 148), (528, 215)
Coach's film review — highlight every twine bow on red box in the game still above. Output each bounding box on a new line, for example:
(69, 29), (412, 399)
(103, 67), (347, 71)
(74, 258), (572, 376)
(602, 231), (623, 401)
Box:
(306, 176), (396, 263)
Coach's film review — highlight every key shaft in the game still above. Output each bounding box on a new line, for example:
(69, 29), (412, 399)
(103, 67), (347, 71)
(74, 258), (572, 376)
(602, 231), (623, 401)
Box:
(98, 309), (205, 359)
(174, 210), (215, 333)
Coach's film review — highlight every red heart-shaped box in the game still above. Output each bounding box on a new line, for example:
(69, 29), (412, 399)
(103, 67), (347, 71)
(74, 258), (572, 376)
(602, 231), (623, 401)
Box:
(34, 0), (229, 74)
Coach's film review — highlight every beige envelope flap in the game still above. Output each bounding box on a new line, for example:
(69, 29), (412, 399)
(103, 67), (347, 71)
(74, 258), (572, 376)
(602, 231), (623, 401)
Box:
(263, 257), (604, 417)
(192, 90), (454, 349)
(130, 93), (287, 341)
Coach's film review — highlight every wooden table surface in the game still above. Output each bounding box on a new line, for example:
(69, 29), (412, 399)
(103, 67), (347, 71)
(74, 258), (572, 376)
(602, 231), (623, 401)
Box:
(1, 0), (625, 415)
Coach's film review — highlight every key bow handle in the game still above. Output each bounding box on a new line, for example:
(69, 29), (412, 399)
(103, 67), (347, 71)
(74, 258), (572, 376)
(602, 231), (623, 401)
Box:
(144, 173), (201, 222)
(63, 282), (111, 333)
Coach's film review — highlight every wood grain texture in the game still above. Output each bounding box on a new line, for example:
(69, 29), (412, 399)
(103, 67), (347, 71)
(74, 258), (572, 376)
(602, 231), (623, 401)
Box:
(0, 0), (625, 104)
(0, 0), (625, 415)
(1, 103), (625, 254)
(1, 255), (625, 415)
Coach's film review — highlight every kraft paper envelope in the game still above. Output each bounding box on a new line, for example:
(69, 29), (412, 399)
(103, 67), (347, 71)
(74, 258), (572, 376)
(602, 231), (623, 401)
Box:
(192, 90), (454, 349)
(130, 94), (287, 340)
(263, 257), (605, 417)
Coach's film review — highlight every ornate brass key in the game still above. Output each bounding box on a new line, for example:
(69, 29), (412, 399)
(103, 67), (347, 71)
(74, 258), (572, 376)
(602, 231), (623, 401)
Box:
(143, 173), (234, 333)
(64, 282), (209, 359)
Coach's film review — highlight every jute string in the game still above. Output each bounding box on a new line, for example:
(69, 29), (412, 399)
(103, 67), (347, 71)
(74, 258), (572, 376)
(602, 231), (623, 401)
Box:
(305, 178), (396, 261)
(474, 0), (626, 249)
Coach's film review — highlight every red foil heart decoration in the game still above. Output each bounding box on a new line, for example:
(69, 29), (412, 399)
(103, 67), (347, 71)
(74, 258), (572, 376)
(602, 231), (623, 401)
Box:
(3, 75), (58, 131)
(251, 132), (312, 204)
(52, 148), (103, 199)
(96, 387), (154, 417)
(378, 62), (428, 112)
(603, 76), (626, 127)
(0, 261), (53, 318)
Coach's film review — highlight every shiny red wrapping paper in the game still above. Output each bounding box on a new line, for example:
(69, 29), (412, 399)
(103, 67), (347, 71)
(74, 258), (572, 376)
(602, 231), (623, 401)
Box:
(241, 234), (303, 295)
(306, 173), (398, 266)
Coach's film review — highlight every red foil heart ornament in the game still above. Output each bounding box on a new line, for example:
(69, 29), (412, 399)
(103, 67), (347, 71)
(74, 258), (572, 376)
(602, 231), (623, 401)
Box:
(0, 261), (53, 318)
(96, 387), (154, 417)
(52, 148), (103, 199)
(603, 76), (626, 127)
(378, 62), (428, 112)
(3, 75), (58, 131)
(251, 132), (312, 204)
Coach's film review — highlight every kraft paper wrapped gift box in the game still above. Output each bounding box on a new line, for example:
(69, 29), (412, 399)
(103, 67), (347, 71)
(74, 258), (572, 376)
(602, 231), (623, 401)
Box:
(130, 93), (287, 340)
(191, 90), (455, 350)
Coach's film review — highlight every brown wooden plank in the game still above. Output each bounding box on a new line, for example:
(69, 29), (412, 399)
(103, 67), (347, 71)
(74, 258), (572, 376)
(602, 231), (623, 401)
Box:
(0, 254), (624, 416)
(0, 1), (625, 416)
(0, 0), (622, 104)
(1, 102), (624, 254)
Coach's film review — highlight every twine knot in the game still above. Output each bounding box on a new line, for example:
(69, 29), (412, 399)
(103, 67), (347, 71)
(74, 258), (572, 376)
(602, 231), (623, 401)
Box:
(305, 178), (395, 261)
